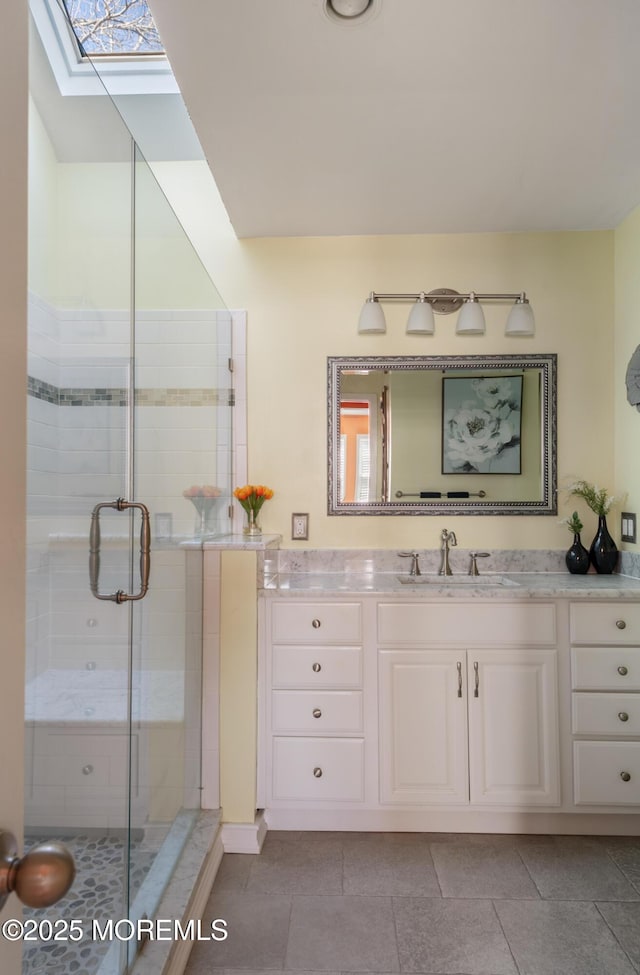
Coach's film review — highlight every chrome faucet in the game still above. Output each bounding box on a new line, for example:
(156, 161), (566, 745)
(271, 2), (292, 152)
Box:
(469, 551), (491, 576)
(439, 529), (457, 575)
(399, 551), (421, 576)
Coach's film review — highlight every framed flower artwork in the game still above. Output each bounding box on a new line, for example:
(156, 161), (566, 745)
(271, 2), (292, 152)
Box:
(441, 375), (523, 474)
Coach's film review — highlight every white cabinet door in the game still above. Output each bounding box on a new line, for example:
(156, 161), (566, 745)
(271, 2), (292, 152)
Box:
(379, 650), (468, 804)
(468, 650), (559, 806)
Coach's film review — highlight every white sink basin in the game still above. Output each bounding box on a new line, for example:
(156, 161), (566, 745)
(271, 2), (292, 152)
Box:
(396, 574), (519, 587)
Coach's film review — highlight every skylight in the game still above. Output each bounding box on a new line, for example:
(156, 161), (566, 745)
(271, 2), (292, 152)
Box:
(61, 0), (164, 56)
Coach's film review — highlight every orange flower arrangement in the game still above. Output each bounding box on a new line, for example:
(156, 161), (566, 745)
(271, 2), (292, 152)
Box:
(233, 484), (274, 518)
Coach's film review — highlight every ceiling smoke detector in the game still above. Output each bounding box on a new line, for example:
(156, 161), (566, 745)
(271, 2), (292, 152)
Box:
(324, 0), (376, 22)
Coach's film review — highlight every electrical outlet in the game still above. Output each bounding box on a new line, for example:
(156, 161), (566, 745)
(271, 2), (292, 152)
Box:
(621, 511), (637, 543)
(292, 513), (309, 540)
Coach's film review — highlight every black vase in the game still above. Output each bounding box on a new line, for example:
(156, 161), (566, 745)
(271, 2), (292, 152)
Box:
(566, 533), (590, 574)
(589, 514), (619, 574)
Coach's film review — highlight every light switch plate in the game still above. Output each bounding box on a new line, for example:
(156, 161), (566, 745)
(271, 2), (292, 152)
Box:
(621, 511), (637, 543)
(292, 513), (309, 540)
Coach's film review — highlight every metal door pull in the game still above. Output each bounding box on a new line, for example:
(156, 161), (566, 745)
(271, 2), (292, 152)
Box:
(89, 498), (150, 603)
(0, 831), (75, 909)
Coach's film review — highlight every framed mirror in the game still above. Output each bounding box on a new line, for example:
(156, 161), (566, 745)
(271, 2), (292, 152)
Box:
(327, 354), (557, 515)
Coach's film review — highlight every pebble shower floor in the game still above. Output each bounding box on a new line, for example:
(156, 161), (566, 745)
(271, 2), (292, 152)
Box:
(22, 833), (158, 975)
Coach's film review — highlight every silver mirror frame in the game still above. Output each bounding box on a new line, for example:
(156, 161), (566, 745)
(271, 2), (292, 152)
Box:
(327, 353), (557, 516)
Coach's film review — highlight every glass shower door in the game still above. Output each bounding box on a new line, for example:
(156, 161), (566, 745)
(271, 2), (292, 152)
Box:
(27, 11), (232, 974)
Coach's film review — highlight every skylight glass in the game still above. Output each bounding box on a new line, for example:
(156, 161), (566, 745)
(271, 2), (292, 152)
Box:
(61, 0), (164, 56)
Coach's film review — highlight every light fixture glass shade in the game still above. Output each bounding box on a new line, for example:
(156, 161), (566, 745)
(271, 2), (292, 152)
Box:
(456, 296), (486, 334)
(406, 297), (435, 334)
(358, 297), (386, 333)
(505, 300), (535, 336)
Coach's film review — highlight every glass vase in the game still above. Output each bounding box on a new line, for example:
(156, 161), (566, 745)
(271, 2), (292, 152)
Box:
(565, 532), (590, 574)
(243, 508), (262, 536)
(589, 514), (618, 574)
(190, 497), (218, 537)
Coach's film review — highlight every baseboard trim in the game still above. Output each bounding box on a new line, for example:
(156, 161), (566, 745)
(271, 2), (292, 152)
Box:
(264, 807), (640, 835)
(221, 811), (268, 853)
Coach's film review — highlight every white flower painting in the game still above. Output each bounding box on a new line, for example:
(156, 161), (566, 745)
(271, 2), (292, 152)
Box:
(442, 375), (523, 474)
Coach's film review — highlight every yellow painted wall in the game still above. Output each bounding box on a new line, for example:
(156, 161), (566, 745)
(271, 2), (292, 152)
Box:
(219, 550), (259, 823)
(160, 222), (610, 550)
(155, 166), (615, 550)
(615, 203), (640, 553)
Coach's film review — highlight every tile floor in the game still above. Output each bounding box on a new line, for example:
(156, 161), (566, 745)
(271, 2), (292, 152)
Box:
(185, 831), (640, 975)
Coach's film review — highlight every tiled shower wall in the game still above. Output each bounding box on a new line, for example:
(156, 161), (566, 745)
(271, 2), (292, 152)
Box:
(26, 292), (241, 681)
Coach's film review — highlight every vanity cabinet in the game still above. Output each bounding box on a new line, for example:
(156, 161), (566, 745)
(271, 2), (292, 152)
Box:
(265, 601), (365, 804)
(571, 601), (640, 805)
(378, 603), (560, 808)
(259, 590), (640, 832)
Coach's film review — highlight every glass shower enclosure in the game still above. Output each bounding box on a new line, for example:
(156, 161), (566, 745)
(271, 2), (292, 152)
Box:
(25, 13), (230, 974)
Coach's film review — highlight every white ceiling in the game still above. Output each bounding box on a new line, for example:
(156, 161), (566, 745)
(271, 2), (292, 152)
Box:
(151, 0), (640, 238)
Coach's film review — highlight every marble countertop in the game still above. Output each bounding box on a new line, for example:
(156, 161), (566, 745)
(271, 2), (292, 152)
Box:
(262, 571), (640, 599)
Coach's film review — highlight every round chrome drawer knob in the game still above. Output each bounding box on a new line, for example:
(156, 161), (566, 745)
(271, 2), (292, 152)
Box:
(618, 712), (630, 722)
(312, 619), (322, 629)
(312, 708), (322, 719)
(621, 771), (632, 782)
(616, 620), (627, 630)
(82, 765), (94, 776)
(313, 767), (323, 778)
(618, 666), (629, 676)
(312, 662), (322, 673)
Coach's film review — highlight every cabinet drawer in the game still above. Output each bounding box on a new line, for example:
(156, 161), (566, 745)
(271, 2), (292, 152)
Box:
(570, 603), (640, 644)
(572, 693), (640, 735)
(271, 602), (362, 644)
(378, 602), (556, 646)
(574, 741), (640, 805)
(571, 647), (640, 690)
(272, 645), (362, 688)
(272, 737), (364, 801)
(272, 690), (363, 734)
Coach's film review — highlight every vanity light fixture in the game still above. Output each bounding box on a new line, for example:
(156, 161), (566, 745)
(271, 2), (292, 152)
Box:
(358, 288), (535, 337)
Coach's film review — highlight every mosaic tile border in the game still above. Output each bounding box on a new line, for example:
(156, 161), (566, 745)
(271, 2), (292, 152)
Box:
(28, 376), (230, 407)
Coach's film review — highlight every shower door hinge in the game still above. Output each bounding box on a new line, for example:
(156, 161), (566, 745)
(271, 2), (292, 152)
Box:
(228, 505), (234, 520)
(228, 389), (236, 407)
(228, 357), (234, 372)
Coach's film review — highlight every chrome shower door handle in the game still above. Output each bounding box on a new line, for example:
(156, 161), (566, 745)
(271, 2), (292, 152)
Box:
(89, 498), (151, 603)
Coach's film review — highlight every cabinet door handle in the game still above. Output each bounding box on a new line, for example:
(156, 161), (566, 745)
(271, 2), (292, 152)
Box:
(313, 767), (323, 778)
(621, 771), (632, 782)
(457, 661), (463, 698)
(312, 708), (322, 719)
(618, 665), (629, 676)
(618, 711), (630, 722)
(616, 619), (627, 630)
(312, 662), (322, 673)
(312, 618), (321, 629)
(473, 661), (479, 698)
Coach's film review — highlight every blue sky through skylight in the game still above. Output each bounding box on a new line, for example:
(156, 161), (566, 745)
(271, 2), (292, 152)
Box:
(62, 0), (164, 56)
